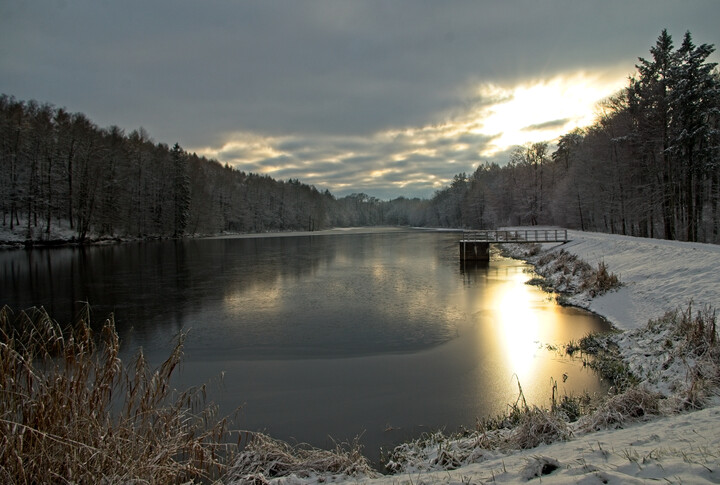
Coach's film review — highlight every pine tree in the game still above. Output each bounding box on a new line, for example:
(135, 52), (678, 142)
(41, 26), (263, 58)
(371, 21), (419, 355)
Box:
(627, 29), (677, 240)
(668, 32), (719, 241)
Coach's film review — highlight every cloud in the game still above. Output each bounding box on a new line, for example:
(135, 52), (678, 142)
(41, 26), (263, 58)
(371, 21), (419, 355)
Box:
(188, 70), (638, 198)
(2, 1), (719, 198)
(191, 103), (504, 198)
(522, 119), (572, 132)
(193, 68), (625, 197)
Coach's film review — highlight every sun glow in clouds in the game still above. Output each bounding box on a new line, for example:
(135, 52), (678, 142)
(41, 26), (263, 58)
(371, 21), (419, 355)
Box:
(194, 132), (290, 167)
(474, 72), (627, 157)
(189, 71), (628, 198)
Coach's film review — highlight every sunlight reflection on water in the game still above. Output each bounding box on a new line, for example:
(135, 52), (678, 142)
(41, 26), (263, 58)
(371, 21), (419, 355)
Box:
(496, 276), (541, 383)
(0, 228), (611, 462)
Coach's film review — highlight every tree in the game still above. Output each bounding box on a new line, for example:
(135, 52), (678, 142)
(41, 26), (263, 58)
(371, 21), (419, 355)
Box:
(668, 32), (719, 241)
(627, 29), (677, 239)
(171, 143), (190, 237)
(508, 142), (548, 225)
(551, 129), (586, 230)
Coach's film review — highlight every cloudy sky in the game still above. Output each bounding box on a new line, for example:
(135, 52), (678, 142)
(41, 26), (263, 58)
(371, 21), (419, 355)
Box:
(2, 1), (719, 199)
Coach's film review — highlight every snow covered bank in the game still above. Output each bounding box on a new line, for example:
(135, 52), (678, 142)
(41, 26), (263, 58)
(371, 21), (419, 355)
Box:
(508, 229), (720, 402)
(227, 230), (720, 484)
(556, 230), (720, 332)
(364, 405), (720, 484)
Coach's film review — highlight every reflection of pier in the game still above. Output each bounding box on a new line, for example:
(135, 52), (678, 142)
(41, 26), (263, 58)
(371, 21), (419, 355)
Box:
(459, 229), (569, 262)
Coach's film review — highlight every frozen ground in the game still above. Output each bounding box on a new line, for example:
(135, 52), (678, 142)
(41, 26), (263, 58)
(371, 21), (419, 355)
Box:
(231, 229), (720, 484)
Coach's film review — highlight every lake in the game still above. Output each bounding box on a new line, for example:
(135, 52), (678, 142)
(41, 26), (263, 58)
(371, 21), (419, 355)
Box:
(0, 227), (610, 462)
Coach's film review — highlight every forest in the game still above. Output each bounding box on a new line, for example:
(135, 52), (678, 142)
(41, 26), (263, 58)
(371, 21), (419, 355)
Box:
(422, 30), (720, 243)
(1, 30), (718, 244)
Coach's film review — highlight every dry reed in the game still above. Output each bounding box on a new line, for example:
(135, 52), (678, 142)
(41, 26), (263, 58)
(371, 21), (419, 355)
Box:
(0, 305), (239, 484)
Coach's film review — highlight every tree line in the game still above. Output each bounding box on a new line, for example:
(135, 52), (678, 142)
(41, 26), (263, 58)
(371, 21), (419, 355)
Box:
(0, 94), (430, 241)
(2, 30), (718, 244)
(0, 97), (386, 241)
(419, 30), (720, 243)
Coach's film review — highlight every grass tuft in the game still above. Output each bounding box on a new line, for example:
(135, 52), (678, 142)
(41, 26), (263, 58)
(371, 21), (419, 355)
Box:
(226, 432), (376, 482)
(507, 406), (572, 449)
(579, 387), (663, 432)
(581, 261), (621, 297)
(532, 249), (621, 297)
(658, 303), (720, 408)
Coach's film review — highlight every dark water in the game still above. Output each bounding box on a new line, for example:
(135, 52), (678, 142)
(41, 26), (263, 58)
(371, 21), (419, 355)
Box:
(0, 228), (610, 461)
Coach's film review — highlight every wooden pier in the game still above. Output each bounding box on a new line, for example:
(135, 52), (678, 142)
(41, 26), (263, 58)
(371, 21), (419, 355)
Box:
(459, 229), (569, 262)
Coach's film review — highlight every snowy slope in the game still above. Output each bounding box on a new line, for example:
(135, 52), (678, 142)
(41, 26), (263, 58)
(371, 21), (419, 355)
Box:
(359, 405), (720, 484)
(560, 230), (720, 331)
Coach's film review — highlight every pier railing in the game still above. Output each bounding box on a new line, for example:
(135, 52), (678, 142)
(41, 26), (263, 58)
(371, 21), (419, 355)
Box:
(460, 229), (569, 244)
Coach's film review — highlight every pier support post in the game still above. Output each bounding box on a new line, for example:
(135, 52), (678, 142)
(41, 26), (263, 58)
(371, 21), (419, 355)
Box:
(459, 241), (490, 262)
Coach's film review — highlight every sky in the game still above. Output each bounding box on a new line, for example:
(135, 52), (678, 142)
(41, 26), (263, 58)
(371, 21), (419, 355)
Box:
(2, 1), (719, 200)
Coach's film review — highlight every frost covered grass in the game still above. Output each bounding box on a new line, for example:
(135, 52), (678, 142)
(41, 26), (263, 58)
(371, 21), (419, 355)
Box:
(565, 332), (639, 390)
(384, 381), (583, 474)
(617, 302), (720, 409)
(227, 433), (377, 484)
(0, 305), (240, 484)
(532, 248), (621, 298)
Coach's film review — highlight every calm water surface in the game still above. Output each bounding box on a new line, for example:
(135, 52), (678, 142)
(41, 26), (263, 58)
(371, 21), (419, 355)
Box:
(0, 228), (610, 461)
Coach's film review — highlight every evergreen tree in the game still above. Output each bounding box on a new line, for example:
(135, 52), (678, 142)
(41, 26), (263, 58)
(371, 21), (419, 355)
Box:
(668, 32), (719, 241)
(627, 29), (677, 239)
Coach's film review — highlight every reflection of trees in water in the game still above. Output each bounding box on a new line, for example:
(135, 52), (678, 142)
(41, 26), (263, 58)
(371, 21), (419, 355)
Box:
(0, 236), (337, 339)
(0, 231), (609, 364)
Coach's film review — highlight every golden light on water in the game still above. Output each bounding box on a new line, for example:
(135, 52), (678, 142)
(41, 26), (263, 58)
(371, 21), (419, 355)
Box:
(494, 273), (542, 382)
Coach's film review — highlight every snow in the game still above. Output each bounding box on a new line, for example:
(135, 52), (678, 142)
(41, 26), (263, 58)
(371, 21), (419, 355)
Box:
(228, 229), (720, 484)
(362, 405), (720, 484)
(559, 230), (720, 332)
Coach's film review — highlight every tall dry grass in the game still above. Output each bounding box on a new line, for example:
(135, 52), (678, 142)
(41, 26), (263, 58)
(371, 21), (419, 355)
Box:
(578, 387), (663, 432)
(0, 305), (238, 484)
(667, 303), (719, 408)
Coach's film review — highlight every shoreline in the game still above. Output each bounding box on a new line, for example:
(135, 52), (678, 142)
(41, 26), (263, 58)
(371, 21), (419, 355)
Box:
(345, 229), (720, 484)
(0, 225), (437, 250)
